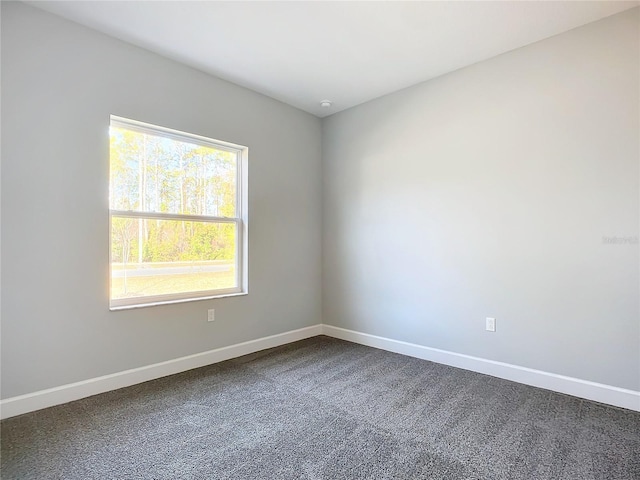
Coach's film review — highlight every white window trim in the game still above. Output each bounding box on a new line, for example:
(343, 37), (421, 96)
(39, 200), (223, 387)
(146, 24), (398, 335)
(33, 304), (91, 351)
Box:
(109, 116), (248, 310)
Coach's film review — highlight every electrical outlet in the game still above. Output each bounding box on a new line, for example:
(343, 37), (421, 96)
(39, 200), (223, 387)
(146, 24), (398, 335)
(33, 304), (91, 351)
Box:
(486, 317), (496, 332)
(208, 309), (215, 322)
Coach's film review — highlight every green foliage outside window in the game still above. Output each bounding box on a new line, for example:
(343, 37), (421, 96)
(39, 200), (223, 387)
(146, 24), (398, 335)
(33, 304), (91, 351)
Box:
(109, 121), (242, 303)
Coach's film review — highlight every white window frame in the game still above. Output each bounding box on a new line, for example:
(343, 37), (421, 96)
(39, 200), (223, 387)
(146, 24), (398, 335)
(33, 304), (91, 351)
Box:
(109, 115), (248, 310)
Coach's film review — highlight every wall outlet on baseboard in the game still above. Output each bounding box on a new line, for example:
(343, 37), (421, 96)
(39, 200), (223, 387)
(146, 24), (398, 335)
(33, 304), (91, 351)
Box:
(486, 317), (496, 332)
(208, 309), (215, 322)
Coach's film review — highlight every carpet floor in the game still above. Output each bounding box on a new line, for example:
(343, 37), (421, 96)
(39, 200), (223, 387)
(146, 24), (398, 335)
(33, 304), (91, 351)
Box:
(1, 336), (639, 479)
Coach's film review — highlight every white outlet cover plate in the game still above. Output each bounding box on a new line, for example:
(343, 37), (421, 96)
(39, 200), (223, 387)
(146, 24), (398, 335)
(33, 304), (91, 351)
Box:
(486, 317), (496, 332)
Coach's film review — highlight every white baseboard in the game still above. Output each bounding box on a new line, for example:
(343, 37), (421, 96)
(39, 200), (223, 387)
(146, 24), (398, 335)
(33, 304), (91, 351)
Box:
(0, 324), (323, 420)
(3, 323), (637, 419)
(321, 325), (640, 412)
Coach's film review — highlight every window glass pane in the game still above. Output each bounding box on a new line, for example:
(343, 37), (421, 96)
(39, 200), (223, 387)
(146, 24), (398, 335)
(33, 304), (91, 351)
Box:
(109, 126), (237, 217)
(111, 217), (238, 301)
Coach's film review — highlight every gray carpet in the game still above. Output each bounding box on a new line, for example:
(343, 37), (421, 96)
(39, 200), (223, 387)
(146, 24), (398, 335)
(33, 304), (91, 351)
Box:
(1, 336), (639, 479)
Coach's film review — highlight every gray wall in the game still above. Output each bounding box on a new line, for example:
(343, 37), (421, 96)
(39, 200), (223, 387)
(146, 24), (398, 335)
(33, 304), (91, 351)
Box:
(323, 9), (640, 391)
(1, 2), (322, 399)
(2, 2), (638, 401)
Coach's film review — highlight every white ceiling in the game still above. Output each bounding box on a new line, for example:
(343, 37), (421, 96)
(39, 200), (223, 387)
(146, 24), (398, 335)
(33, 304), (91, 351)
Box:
(28, 1), (639, 118)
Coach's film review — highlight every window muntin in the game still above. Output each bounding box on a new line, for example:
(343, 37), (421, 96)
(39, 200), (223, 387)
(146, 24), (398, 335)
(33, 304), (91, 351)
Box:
(109, 116), (246, 309)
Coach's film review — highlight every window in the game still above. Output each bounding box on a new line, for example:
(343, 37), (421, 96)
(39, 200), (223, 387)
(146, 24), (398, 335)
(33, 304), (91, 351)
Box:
(109, 116), (247, 309)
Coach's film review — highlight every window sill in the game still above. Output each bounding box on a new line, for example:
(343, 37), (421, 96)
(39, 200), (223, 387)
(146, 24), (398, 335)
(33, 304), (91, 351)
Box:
(109, 291), (248, 311)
